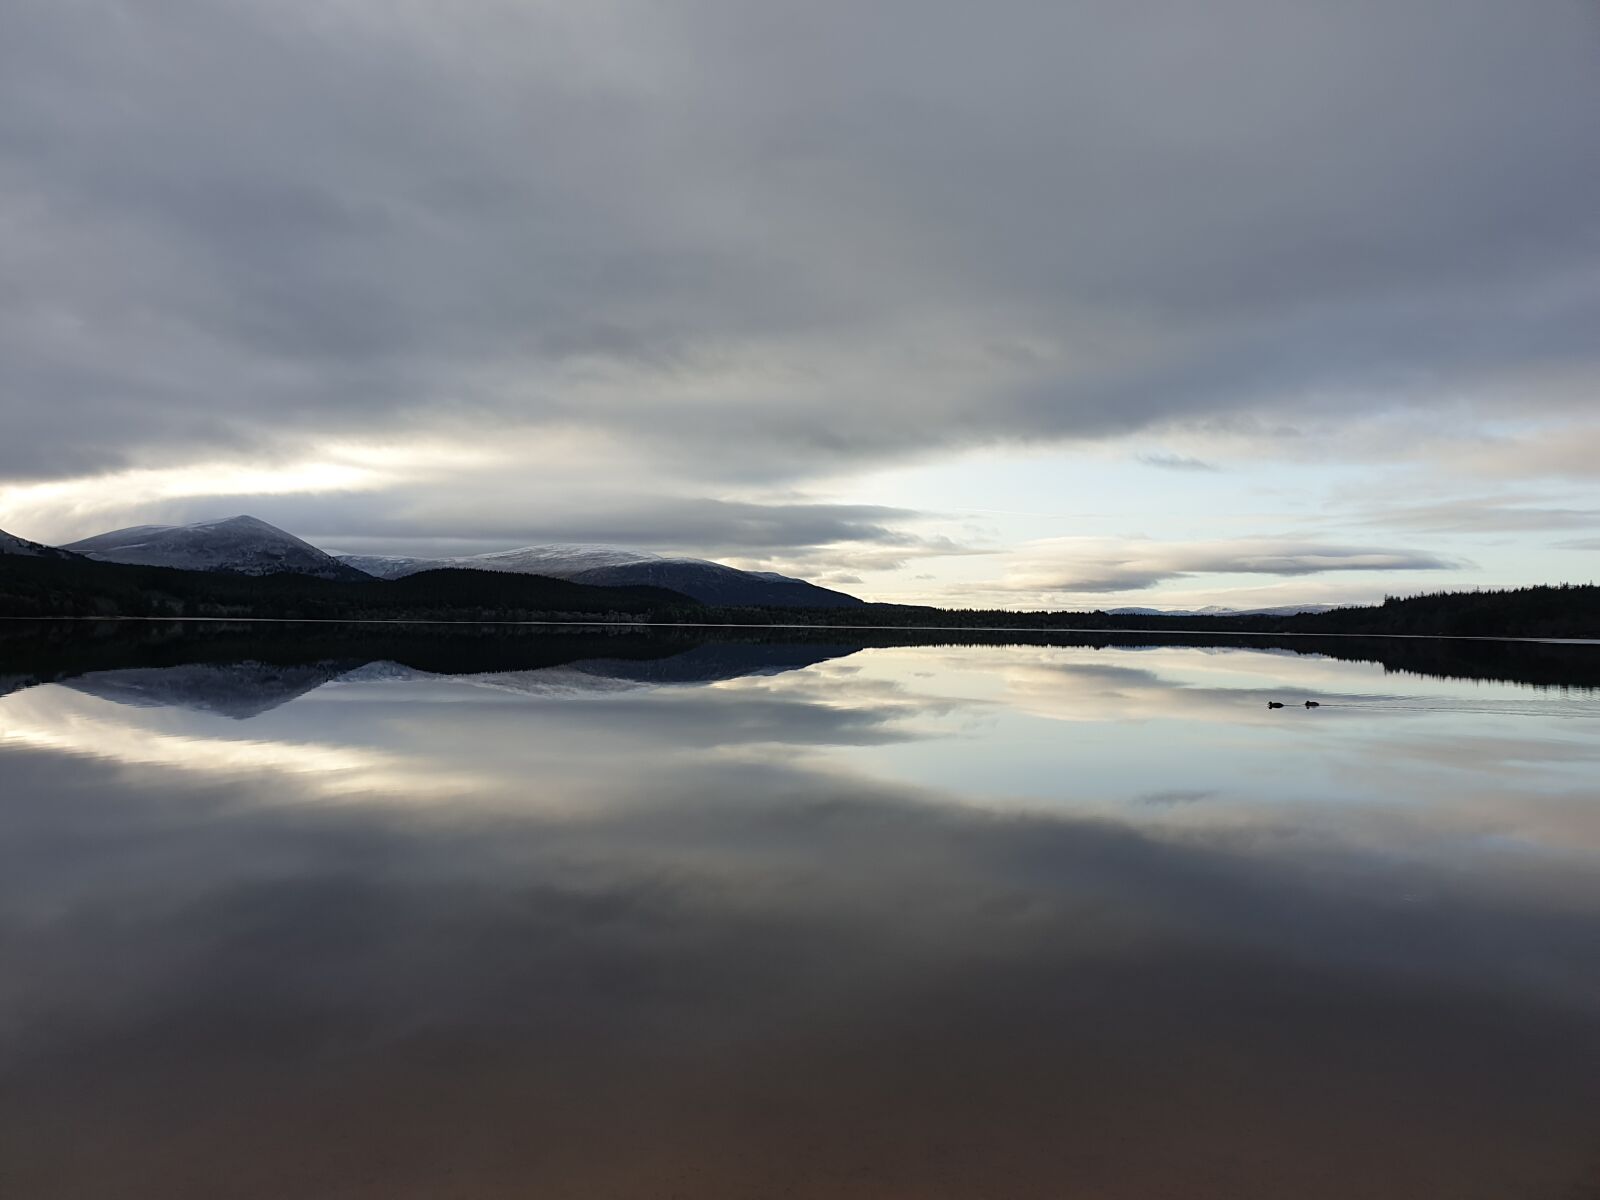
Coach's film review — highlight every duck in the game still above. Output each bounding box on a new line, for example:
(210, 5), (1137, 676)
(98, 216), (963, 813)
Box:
(1304, 700), (1321, 708)
(1267, 701), (1285, 709)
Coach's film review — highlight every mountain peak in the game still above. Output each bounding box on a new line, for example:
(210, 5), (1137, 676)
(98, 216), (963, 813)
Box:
(64, 516), (366, 581)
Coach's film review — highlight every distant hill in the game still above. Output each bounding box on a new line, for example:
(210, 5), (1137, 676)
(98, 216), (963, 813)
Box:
(0, 527), (81, 561)
(339, 544), (863, 609)
(381, 567), (693, 615)
(65, 515), (369, 581)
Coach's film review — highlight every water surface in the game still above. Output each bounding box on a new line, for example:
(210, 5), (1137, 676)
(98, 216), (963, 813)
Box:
(2, 622), (1598, 1198)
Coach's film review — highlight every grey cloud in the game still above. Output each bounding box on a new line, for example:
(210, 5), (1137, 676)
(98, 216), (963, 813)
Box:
(1354, 498), (1600, 535)
(757, 541), (997, 580)
(1007, 538), (1464, 593)
(1138, 453), (1220, 473)
(1138, 789), (1220, 807)
(1, 0), (1598, 488)
(1434, 423), (1600, 482)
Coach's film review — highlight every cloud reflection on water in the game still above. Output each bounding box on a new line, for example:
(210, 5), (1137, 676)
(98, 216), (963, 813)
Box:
(0, 631), (1597, 1198)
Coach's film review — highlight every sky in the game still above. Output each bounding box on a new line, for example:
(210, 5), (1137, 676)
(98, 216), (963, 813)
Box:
(2, 0), (1598, 609)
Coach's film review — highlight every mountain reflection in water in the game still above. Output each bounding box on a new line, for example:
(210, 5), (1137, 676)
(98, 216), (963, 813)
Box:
(1, 621), (1598, 1199)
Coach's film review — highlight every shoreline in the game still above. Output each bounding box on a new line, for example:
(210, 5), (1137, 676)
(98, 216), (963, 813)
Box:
(5, 614), (1598, 646)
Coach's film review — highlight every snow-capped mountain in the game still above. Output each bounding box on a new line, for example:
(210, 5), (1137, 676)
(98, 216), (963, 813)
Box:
(65, 516), (369, 581)
(0, 527), (79, 559)
(338, 544), (863, 609)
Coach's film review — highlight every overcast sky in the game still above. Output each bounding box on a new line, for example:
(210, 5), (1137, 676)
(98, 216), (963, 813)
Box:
(3, 0), (1598, 608)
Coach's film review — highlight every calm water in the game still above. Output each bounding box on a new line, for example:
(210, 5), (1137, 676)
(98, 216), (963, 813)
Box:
(2, 622), (1598, 1199)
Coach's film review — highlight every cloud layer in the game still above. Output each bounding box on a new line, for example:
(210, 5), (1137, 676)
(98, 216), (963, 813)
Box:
(1006, 537), (1463, 594)
(4, 0), (1597, 483)
(3, 1), (1598, 600)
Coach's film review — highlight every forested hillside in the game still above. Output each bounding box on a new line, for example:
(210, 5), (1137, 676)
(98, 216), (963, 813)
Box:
(0, 555), (695, 621)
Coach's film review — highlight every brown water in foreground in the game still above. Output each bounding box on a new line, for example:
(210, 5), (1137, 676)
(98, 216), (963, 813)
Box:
(1, 625), (1597, 1197)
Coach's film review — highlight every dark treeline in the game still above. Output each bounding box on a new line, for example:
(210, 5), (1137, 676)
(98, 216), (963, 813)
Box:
(1292, 583), (1600, 639)
(681, 584), (1600, 640)
(3, 551), (1598, 640)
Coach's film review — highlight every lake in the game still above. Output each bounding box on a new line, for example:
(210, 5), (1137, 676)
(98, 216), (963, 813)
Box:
(1, 621), (1598, 1198)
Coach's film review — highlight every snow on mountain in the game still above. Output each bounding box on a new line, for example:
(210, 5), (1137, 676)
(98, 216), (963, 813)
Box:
(337, 544), (863, 608)
(331, 553), (449, 579)
(338, 544), (655, 580)
(338, 544), (665, 580)
(0, 527), (78, 559)
(65, 515), (369, 581)
(474, 544), (663, 574)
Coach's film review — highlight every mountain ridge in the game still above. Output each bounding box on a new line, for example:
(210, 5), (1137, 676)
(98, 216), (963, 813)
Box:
(337, 543), (863, 608)
(39, 515), (862, 607)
